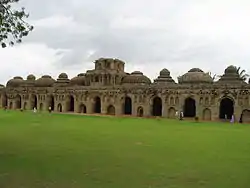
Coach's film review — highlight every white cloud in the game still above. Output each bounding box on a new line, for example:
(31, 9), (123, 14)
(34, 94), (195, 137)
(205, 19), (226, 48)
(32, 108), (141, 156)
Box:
(1, 0), (250, 85)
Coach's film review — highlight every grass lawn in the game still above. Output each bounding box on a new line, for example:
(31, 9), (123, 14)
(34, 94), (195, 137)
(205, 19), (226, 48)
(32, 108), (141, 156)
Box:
(0, 111), (250, 188)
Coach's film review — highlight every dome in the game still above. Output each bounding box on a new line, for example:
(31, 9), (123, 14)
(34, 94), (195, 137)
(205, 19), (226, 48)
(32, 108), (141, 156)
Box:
(6, 76), (24, 87)
(217, 65), (245, 84)
(154, 69), (175, 84)
(122, 71), (151, 85)
(27, 74), (36, 80)
(70, 73), (86, 86)
(35, 75), (55, 87)
(178, 68), (213, 84)
(225, 65), (237, 74)
(159, 68), (170, 76)
(58, 73), (68, 79)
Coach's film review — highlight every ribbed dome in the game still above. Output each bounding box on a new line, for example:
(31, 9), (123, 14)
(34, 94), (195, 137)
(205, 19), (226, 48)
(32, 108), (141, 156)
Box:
(178, 68), (213, 84)
(122, 71), (151, 85)
(6, 76), (24, 87)
(217, 65), (245, 84)
(27, 74), (36, 80)
(70, 73), (86, 86)
(154, 69), (175, 84)
(58, 73), (68, 79)
(35, 75), (55, 87)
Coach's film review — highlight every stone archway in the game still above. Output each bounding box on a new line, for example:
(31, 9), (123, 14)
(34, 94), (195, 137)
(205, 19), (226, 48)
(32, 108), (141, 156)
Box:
(39, 103), (43, 111)
(184, 97), (196, 117)
(168, 107), (176, 119)
(67, 95), (74, 112)
(9, 102), (13, 109)
(241, 109), (250, 123)
(30, 94), (38, 110)
(1, 94), (7, 108)
(152, 97), (162, 116)
(23, 102), (27, 110)
(79, 104), (87, 113)
(107, 105), (115, 115)
(124, 96), (132, 115)
(48, 95), (55, 111)
(94, 96), (101, 113)
(137, 106), (143, 117)
(219, 97), (234, 119)
(15, 94), (22, 109)
(203, 108), (211, 121)
(57, 103), (62, 112)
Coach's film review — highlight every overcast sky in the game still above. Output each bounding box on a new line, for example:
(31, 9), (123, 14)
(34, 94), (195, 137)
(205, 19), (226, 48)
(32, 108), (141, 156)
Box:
(1, 0), (250, 84)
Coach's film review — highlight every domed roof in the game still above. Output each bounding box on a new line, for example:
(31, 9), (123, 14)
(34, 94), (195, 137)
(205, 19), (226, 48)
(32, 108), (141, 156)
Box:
(27, 74), (36, 80)
(69, 73), (86, 86)
(217, 65), (245, 84)
(54, 73), (70, 87)
(178, 68), (213, 84)
(154, 69), (175, 84)
(35, 75), (55, 87)
(122, 71), (151, 85)
(58, 73), (68, 79)
(6, 76), (24, 87)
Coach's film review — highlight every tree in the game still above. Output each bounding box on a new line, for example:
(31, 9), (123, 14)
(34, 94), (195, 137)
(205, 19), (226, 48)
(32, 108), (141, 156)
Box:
(207, 72), (217, 81)
(236, 66), (249, 81)
(0, 0), (33, 48)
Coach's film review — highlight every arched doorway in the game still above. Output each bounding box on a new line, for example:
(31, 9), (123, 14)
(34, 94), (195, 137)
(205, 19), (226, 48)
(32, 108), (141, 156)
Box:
(137, 107), (143, 117)
(184, 97), (196, 117)
(124, 97), (132, 115)
(168, 107), (176, 119)
(219, 98), (234, 119)
(107, 105), (115, 115)
(23, 102), (27, 110)
(39, 103), (43, 111)
(94, 97), (101, 113)
(9, 102), (13, 109)
(1, 94), (7, 108)
(57, 103), (62, 112)
(48, 95), (55, 111)
(15, 95), (21, 109)
(31, 94), (38, 109)
(152, 97), (162, 116)
(242, 109), (250, 123)
(203, 108), (211, 121)
(68, 95), (74, 112)
(79, 104), (87, 113)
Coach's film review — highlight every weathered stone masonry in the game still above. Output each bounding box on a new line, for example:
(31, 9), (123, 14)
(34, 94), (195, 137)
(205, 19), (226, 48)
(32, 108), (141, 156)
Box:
(1, 58), (250, 122)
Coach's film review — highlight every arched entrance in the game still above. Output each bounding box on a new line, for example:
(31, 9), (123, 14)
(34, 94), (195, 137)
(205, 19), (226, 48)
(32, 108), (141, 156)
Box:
(9, 102), (13, 109)
(31, 94), (38, 109)
(57, 103), (62, 112)
(137, 107), (143, 117)
(68, 95), (74, 112)
(152, 97), (162, 116)
(107, 105), (115, 115)
(219, 98), (234, 119)
(23, 102), (27, 110)
(15, 95), (21, 109)
(124, 97), (132, 115)
(79, 104), (87, 113)
(203, 108), (211, 121)
(184, 97), (196, 117)
(168, 107), (176, 119)
(48, 95), (55, 111)
(242, 109), (250, 123)
(1, 94), (7, 108)
(39, 103), (43, 111)
(94, 97), (101, 113)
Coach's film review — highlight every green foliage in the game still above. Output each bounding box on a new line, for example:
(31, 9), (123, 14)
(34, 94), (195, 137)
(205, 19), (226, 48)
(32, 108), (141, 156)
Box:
(236, 66), (249, 81)
(0, 0), (33, 48)
(1, 111), (250, 188)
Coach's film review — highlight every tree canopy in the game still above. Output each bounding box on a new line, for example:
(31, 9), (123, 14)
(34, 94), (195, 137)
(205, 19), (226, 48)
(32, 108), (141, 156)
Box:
(0, 0), (33, 48)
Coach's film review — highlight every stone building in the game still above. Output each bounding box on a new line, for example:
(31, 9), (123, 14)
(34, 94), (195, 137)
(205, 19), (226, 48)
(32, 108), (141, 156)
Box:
(1, 58), (250, 122)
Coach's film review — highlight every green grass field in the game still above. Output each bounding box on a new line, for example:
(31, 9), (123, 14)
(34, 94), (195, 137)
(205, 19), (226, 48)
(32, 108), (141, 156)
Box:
(0, 110), (250, 188)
